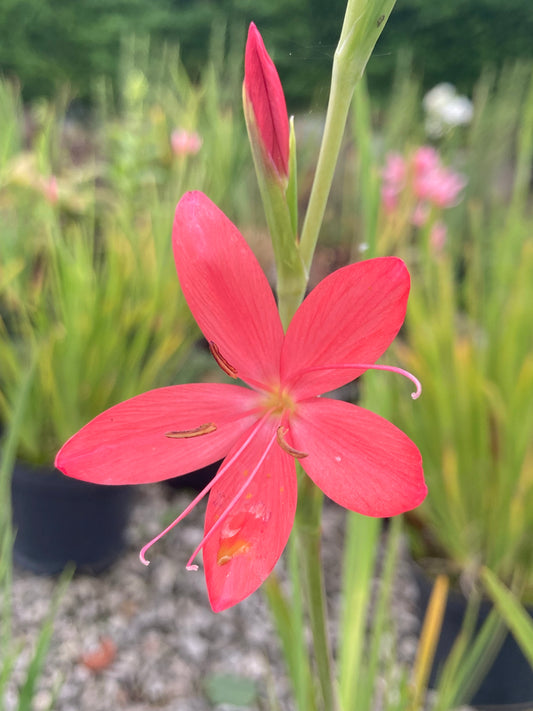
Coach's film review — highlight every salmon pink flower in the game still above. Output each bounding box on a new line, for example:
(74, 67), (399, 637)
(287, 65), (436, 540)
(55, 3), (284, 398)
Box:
(243, 22), (289, 181)
(56, 191), (426, 612)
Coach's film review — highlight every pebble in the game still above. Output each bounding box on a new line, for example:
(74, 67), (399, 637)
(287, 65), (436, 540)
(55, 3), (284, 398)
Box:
(6, 483), (426, 711)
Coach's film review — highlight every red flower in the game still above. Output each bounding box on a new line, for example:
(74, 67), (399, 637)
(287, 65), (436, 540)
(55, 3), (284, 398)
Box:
(243, 22), (289, 180)
(56, 191), (426, 612)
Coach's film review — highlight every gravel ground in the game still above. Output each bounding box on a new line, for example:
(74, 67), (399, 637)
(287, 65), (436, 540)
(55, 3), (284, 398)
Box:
(6, 483), (423, 711)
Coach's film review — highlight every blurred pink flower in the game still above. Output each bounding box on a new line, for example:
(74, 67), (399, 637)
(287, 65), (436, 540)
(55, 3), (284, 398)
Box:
(427, 169), (466, 208)
(381, 153), (407, 214)
(382, 153), (407, 188)
(430, 221), (447, 253)
(381, 184), (400, 214)
(382, 145), (466, 224)
(42, 175), (58, 204)
(171, 129), (203, 156)
(412, 146), (440, 178)
(411, 202), (429, 227)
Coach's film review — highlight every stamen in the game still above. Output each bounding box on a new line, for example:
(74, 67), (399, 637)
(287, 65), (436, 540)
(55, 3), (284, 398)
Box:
(209, 341), (238, 378)
(276, 427), (308, 459)
(295, 362), (422, 400)
(165, 423), (217, 438)
(139, 416), (268, 566)
(184, 427), (278, 571)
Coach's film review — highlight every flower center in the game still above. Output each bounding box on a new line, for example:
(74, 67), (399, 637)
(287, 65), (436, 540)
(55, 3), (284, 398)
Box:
(261, 384), (297, 418)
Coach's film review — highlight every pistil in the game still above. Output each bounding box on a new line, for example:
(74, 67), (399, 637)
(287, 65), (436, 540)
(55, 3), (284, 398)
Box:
(291, 362), (422, 399)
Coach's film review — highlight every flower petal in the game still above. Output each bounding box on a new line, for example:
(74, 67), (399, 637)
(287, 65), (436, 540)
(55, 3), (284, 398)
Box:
(173, 192), (284, 388)
(55, 384), (260, 485)
(281, 257), (410, 399)
(202, 421), (297, 612)
(291, 398), (426, 517)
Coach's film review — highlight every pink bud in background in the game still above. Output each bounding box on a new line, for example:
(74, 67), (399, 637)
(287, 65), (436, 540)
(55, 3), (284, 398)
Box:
(411, 202), (429, 227)
(381, 184), (400, 214)
(430, 221), (447, 253)
(243, 22), (289, 180)
(171, 129), (203, 156)
(382, 153), (407, 189)
(43, 175), (58, 204)
(381, 153), (407, 214)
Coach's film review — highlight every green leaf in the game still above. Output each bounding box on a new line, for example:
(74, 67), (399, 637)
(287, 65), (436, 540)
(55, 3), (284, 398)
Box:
(481, 567), (533, 668)
(204, 673), (258, 707)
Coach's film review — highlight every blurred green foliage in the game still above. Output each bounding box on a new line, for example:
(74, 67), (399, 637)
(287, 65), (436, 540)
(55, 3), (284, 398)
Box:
(1, 0), (532, 107)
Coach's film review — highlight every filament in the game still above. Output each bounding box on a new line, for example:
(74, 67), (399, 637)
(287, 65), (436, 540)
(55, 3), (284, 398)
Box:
(139, 416), (269, 566)
(184, 426), (278, 571)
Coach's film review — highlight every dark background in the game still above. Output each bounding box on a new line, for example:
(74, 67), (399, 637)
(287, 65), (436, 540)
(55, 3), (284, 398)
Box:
(1, 0), (532, 106)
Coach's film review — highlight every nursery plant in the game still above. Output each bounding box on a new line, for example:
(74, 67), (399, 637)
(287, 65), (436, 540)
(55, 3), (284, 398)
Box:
(0, 36), (254, 466)
(0, 364), (72, 710)
(348, 61), (533, 704)
(373, 64), (533, 598)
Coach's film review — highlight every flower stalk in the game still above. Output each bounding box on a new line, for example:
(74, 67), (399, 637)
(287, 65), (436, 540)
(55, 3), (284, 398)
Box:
(295, 468), (341, 711)
(299, 0), (396, 274)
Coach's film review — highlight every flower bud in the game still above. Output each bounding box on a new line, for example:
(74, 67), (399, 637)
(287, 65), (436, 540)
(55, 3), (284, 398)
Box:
(243, 22), (289, 182)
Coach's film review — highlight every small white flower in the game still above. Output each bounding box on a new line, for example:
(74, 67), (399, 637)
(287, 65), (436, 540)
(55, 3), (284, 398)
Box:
(439, 95), (474, 127)
(423, 83), (457, 114)
(423, 83), (473, 137)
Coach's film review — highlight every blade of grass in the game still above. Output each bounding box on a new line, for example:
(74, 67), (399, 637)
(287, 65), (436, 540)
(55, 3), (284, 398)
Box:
(410, 574), (449, 710)
(263, 533), (318, 711)
(433, 594), (506, 709)
(16, 566), (73, 711)
(481, 567), (533, 667)
(358, 514), (403, 710)
(338, 512), (381, 710)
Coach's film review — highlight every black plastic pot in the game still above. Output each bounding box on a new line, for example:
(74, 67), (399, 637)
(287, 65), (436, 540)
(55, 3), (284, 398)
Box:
(414, 564), (533, 708)
(11, 461), (133, 575)
(164, 460), (222, 492)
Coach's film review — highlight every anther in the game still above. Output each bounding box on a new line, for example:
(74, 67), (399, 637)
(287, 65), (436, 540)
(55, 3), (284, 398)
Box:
(209, 341), (238, 378)
(165, 423), (217, 439)
(276, 427), (308, 459)
(139, 416), (269, 568)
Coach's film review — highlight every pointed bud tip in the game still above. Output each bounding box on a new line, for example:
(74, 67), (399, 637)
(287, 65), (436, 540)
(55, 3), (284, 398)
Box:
(244, 21), (289, 179)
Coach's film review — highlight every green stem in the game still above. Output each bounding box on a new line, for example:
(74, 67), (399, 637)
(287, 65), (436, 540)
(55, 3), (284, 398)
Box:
(299, 0), (396, 274)
(298, 61), (353, 274)
(265, 4), (398, 708)
(294, 469), (341, 711)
